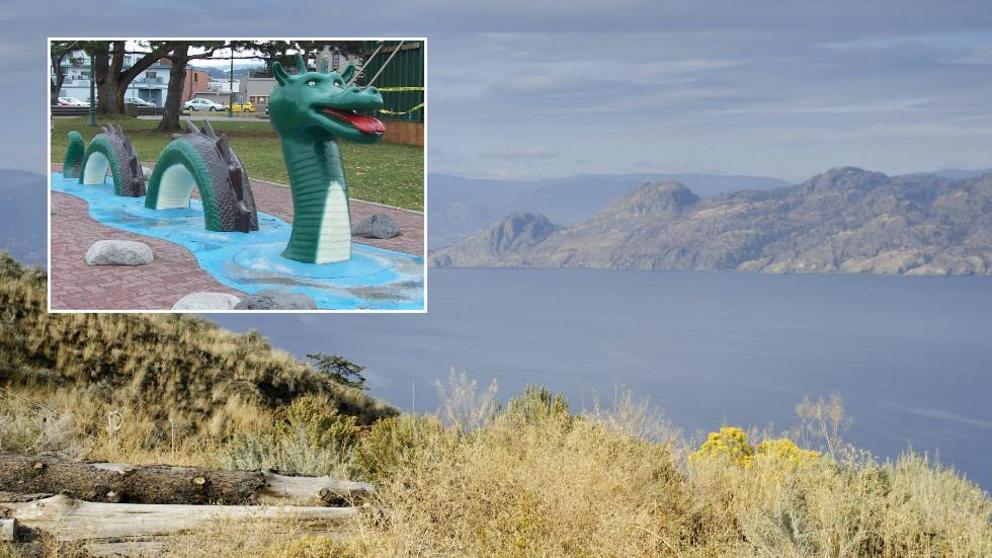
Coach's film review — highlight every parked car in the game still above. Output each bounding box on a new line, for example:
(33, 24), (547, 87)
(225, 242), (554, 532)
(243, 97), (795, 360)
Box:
(126, 97), (155, 107)
(58, 97), (89, 107)
(184, 98), (226, 112)
(231, 101), (255, 113)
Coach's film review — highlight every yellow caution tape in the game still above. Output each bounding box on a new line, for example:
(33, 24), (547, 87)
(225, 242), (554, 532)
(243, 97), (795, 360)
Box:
(379, 103), (425, 116)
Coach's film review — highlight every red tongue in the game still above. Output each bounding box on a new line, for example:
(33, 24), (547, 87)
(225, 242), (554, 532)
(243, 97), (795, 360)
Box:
(323, 108), (385, 135)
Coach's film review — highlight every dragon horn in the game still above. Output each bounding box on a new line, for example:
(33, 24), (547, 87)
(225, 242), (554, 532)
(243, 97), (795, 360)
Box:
(202, 120), (217, 138)
(216, 134), (232, 164)
(183, 120), (200, 135)
(319, 56), (329, 73)
(295, 53), (307, 73)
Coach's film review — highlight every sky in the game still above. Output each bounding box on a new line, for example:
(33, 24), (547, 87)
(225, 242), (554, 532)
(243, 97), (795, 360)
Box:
(3, 0), (992, 181)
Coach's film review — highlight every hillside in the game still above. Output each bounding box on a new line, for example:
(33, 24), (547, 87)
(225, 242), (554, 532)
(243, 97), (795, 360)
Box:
(0, 253), (396, 444)
(432, 167), (992, 276)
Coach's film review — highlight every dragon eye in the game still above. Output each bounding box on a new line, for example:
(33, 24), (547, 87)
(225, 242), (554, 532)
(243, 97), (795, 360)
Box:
(334, 79), (344, 87)
(307, 80), (317, 87)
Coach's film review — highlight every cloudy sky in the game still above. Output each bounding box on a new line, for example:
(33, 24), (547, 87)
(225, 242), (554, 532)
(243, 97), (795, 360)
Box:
(3, 0), (991, 181)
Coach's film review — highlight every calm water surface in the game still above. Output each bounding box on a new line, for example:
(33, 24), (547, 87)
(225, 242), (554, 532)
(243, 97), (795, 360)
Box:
(214, 268), (992, 488)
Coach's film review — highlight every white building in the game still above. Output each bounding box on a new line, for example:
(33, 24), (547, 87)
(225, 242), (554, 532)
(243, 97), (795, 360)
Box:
(207, 79), (239, 94)
(53, 51), (172, 107)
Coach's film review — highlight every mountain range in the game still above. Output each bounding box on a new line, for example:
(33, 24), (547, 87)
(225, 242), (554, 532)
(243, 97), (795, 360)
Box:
(432, 167), (992, 276)
(428, 172), (794, 248)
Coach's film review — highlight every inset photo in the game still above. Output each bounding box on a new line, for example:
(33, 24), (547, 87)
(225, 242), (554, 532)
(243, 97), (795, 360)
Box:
(48, 38), (425, 312)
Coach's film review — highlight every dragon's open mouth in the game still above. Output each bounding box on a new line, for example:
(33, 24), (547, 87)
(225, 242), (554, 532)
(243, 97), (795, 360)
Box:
(319, 107), (385, 136)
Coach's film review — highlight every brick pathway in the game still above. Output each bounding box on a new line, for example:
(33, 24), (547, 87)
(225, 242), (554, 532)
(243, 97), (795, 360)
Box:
(49, 164), (424, 311)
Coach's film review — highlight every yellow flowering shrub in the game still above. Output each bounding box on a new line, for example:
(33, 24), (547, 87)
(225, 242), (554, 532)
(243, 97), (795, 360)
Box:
(690, 428), (820, 469)
(690, 426), (755, 466)
(754, 438), (820, 468)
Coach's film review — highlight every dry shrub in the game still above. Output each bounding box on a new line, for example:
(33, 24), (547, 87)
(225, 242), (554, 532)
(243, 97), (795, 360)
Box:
(219, 395), (359, 476)
(359, 386), (689, 557)
(0, 388), (79, 455)
(350, 414), (456, 484)
(686, 422), (992, 556)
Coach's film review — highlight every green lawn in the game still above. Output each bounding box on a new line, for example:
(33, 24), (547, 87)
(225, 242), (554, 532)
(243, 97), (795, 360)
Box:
(51, 116), (424, 211)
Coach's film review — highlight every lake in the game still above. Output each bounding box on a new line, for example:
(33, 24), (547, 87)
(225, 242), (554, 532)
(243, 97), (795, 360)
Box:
(213, 268), (992, 489)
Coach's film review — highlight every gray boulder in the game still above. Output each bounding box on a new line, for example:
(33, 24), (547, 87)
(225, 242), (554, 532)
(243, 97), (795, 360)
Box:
(172, 292), (242, 311)
(234, 290), (317, 310)
(84, 240), (154, 266)
(353, 213), (401, 239)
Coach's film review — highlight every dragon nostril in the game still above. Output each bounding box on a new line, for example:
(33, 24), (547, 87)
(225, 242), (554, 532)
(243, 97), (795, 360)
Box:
(365, 86), (378, 95)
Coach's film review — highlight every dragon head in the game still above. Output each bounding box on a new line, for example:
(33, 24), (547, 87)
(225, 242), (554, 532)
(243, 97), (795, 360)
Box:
(268, 55), (385, 144)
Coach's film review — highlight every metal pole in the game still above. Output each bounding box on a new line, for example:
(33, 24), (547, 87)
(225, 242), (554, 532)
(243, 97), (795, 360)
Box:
(228, 46), (234, 118)
(347, 41), (385, 85)
(87, 53), (97, 126)
(365, 40), (404, 88)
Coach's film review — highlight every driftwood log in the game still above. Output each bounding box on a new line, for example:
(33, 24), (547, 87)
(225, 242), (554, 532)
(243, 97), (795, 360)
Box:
(2, 494), (359, 541)
(0, 453), (373, 506)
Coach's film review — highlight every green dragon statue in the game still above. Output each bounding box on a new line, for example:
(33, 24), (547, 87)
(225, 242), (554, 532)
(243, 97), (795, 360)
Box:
(268, 55), (385, 264)
(63, 131), (85, 179)
(77, 123), (146, 197)
(144, 120), (258, 233)
(66, 121), (258, 233)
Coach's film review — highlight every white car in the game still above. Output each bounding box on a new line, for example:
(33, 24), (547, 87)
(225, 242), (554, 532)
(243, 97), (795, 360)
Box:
(58, 97), (89, 107)
(184, 98), (226, 112)
(126, 97), (155, 107)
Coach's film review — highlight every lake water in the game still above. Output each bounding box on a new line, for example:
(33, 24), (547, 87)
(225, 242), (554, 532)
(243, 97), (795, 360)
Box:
(214, 268), (992, 489)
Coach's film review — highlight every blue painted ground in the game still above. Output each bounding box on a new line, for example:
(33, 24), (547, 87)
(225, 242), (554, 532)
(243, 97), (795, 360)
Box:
(52, 173), (424, 310)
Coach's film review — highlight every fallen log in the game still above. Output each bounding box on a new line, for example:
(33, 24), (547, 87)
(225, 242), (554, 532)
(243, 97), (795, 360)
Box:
(2, 494), (359, 542)
(0, 453), (373, 506)
(0, 518), (14, 542)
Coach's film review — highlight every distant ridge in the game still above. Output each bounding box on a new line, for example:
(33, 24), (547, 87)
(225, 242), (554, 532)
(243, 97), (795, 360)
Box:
(433, 167), (992, 276)
(428, 172), (793, 248)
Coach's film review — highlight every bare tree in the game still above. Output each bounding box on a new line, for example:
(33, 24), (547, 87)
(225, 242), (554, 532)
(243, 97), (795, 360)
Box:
(793, 393), (852, 459)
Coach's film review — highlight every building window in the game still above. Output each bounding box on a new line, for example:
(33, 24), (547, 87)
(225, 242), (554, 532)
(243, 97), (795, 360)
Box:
(193, 73), (198, 82)
(333, 53), (341, 67)
(146, 71), (157, 79)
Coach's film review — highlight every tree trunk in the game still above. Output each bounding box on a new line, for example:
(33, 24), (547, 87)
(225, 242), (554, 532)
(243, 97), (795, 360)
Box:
(0, 453), (373, 506)
(158, 42), (190, 132)
(91, 49), (109, 114)
(50, 53), (66, 105)
(115, 42), (174, 114)
(96, 42), (124, 116)
(3, 494), (359, 542)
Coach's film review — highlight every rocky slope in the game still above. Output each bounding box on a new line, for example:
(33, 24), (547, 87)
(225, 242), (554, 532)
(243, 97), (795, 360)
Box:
(431, 168), (992, 276)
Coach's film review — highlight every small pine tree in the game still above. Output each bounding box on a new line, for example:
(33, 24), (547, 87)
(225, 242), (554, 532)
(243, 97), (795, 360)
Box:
(306, 353), (367, 390)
